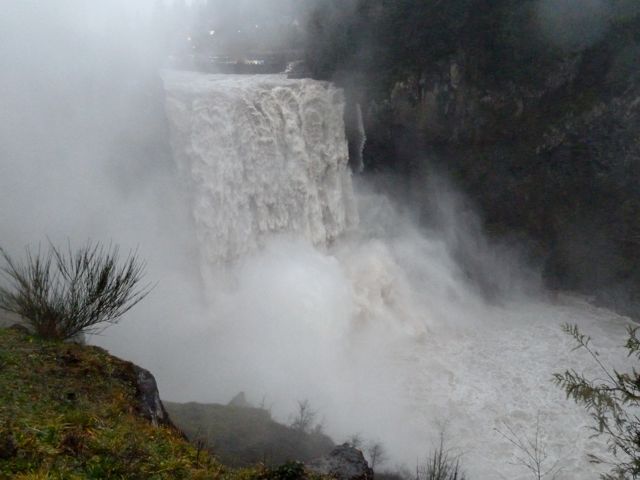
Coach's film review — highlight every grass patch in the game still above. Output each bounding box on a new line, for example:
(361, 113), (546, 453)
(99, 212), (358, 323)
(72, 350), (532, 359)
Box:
(0, 328), (319, 479)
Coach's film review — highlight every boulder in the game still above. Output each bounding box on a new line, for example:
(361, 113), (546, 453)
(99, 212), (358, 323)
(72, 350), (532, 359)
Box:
(307, 444), (373, 480)
(133, 365), (170, 427)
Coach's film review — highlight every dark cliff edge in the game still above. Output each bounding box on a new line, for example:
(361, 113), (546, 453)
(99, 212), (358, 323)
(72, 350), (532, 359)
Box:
(0, 326), (340, 479)
(305, 0), (640, 317)
(0, 326), (211, 478)
(0, 325), (340, 480)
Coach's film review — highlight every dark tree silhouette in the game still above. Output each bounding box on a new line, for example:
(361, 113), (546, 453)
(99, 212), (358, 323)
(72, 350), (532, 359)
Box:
(554, 324), (640, 479)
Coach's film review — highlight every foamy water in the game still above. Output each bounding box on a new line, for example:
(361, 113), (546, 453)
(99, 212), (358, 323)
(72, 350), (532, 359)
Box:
(97, 71), (633, 479)
(163, 71), (357, 265)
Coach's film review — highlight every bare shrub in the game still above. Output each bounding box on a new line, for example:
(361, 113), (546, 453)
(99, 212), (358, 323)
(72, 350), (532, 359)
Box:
(495, 414), (561, 479)
(366, 440), (387, 471)
(290, 400), (318, 434)
(417, 434), (467, 480)
(0, 241), (152, 340)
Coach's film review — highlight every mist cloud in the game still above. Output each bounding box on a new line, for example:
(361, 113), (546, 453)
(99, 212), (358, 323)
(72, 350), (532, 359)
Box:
(0, 0), (204, 383)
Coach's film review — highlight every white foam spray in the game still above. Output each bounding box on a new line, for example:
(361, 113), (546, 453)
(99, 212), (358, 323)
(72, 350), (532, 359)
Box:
(98, 71), (632, 479)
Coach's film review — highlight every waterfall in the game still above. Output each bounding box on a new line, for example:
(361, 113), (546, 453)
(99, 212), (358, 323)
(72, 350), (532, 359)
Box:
(163, 71), (358, 265)
(158, 70), (631, 480)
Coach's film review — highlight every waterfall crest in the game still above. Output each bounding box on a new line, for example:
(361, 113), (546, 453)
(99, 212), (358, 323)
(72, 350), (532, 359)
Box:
(163, 71), (358, 264)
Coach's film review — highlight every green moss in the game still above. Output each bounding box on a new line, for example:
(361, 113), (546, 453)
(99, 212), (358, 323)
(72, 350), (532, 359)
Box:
(0, 328), (320, 480)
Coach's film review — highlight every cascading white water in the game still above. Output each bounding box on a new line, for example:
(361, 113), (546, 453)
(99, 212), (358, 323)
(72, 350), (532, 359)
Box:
(353, 103), (366, 173)
(160, 70), (632, 479)
(163, 71), (358, 264)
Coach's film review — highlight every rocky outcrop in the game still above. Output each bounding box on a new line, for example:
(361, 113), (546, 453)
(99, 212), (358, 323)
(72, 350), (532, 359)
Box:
(305, 2), (640, 314)
(307, 444), (373, 480)
(380, 50), (640, 311)
(0, 327), (224, 478)
(0, 315), (170, 427)
(132, 365), (171, 428)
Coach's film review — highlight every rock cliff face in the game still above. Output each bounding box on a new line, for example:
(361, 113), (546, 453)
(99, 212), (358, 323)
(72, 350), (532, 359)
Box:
(380, 52), (640, 312)
(132, 365), (171, 428)
(306, 1), (640, 313)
